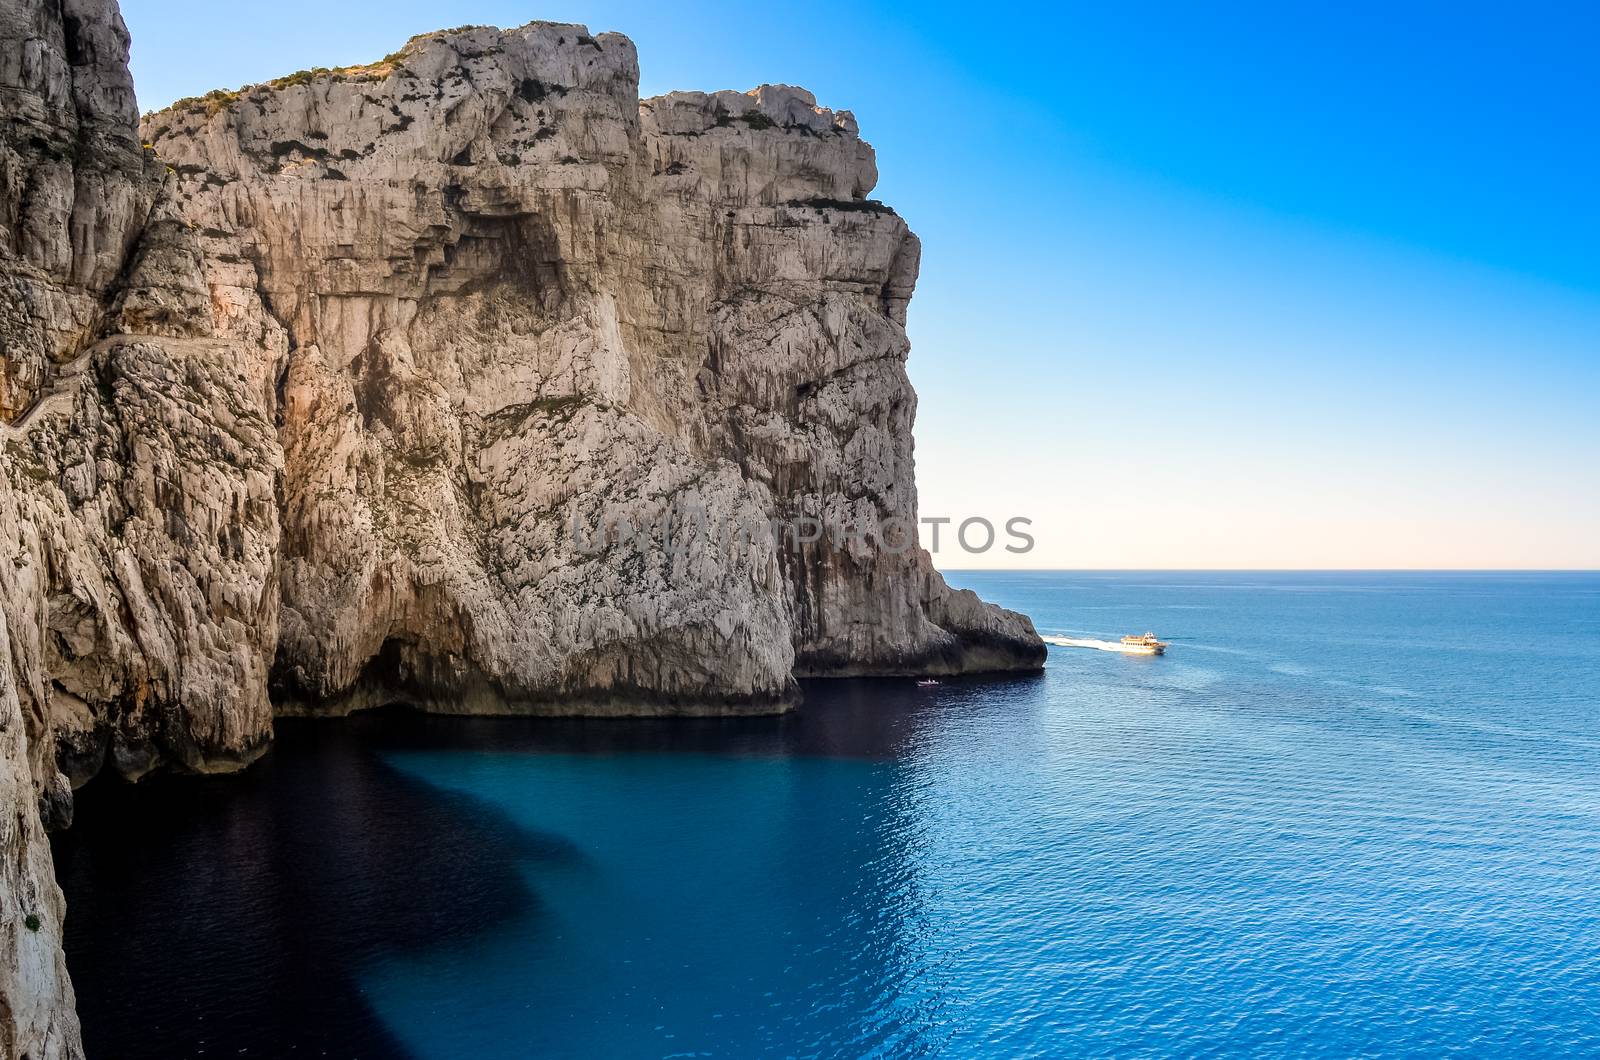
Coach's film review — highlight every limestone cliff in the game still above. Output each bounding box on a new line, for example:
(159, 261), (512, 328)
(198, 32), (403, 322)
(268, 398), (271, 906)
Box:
(0, 6), (1042, 1052)
(133, 20), (1043, 718)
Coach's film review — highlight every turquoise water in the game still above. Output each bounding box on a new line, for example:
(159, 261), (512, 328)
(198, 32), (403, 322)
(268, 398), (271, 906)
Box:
(55, 572), (1600, 1057)
(364, 572), (1600, 1057)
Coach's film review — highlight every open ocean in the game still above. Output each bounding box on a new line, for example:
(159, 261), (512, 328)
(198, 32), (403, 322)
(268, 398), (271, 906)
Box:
(53, 571), (1600, 1057)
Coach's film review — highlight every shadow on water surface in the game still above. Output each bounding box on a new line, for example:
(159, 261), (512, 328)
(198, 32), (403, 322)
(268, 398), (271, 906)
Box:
(53, 718), (574, 1058)
(52, 674), (1040, 1059)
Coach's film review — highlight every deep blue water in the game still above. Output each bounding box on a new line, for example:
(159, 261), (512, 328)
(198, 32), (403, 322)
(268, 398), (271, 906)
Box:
(54, 572), (1600, 1057)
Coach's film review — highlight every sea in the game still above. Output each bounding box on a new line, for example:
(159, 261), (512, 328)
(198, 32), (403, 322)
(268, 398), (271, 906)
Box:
(52, 571), (1600, 1058)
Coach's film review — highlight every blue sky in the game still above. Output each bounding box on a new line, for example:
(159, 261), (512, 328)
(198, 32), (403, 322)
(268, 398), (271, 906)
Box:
(121, 1), (1600, 568)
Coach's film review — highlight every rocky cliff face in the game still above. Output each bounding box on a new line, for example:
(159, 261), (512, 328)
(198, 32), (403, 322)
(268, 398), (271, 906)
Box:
(133, 20), (1043, 717)
(0, 5), (1042, 1052)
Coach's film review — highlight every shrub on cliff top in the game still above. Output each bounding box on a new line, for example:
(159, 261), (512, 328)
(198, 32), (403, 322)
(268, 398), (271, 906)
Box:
(166, 55), (394, 120)
(170, 88), (241, 117)
(266, 64), (389, 90)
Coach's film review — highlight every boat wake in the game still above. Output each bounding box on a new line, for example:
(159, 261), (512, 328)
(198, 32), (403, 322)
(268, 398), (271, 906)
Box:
(1041, 635), (1160, 655)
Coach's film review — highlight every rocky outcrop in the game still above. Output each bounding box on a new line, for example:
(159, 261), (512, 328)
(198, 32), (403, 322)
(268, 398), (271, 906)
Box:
(2, 2), (123, 1052)
(0, 7), (1042, 1053)
(1, 0), (283, 781)
(133, 21), (1043, 720)
(0, 598), (79, 1058)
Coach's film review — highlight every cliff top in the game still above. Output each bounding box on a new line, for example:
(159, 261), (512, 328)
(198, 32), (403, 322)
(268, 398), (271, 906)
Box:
(146, 21), (858, 141)
(152, 21), (583, 116)
(138, 18), (877, 203)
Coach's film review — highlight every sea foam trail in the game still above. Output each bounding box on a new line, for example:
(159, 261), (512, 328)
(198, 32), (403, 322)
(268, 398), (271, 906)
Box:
(1041, 635), (1155, 655)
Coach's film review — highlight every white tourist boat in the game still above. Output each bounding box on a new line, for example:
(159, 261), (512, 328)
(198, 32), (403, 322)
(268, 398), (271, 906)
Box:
(1119, 632), (1169, 655)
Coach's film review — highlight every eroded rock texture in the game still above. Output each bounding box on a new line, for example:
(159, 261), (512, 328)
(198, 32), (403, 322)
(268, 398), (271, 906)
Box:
(138, 21), (1043, 717)
(0, 8), (1042, 1052)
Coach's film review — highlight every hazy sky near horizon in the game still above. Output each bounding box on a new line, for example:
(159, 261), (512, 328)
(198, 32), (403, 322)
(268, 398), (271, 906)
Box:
(120, 1), (1600, 569)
